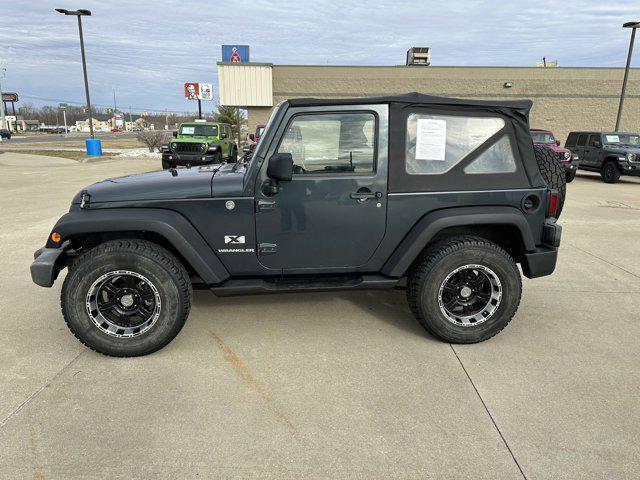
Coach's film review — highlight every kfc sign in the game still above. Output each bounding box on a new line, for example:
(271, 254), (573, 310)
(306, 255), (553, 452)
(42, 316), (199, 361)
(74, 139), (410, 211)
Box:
(184, 83), (213, 100)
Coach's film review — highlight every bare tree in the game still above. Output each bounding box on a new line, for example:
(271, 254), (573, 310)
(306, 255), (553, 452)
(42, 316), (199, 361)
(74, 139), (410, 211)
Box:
(137, 130), (171, 152)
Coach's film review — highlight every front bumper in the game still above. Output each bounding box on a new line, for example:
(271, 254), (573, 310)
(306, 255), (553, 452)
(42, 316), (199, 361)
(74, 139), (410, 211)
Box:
(31, 245), (67, 287)
(620, 162), (640, 176)
(162, 151), (219, 165)
(521, 220), (562, 279)
(561, 159), (580, 173)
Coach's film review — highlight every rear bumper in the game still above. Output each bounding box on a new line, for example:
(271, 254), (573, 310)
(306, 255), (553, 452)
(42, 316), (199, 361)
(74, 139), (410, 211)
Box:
(30, 246), (67, 287)
(521, 220), (562, 279)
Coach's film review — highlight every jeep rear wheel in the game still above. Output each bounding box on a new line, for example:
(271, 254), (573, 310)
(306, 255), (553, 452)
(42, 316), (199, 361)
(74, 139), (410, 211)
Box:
(61, 239), (192, 357)
(533, 144), (566, 217)
(601, 161), (620, 184)
(407, 236), (522, 344)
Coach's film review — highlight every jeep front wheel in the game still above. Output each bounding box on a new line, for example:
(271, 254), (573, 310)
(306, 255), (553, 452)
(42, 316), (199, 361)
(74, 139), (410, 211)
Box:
(407, 236), (522, 344)
(601, 161), (620, 184)
(61, 239), (192, 357)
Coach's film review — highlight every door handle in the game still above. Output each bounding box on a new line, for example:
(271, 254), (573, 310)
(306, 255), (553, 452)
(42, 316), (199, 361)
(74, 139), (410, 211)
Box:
(350, 190), (382, 202)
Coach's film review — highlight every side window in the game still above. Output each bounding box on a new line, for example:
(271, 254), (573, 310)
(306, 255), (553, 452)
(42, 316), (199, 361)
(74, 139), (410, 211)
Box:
(276, 112), (376, 174)
(565, 133), (577, 148)
(464, 136), (517, 174)
(577, 134), (587, 147)
(405, 114), (505, 175)
(588, 134), (599, 147)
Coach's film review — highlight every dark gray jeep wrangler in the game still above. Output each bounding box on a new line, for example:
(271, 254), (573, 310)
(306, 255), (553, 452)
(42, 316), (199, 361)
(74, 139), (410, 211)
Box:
(31, 93), (564, 357)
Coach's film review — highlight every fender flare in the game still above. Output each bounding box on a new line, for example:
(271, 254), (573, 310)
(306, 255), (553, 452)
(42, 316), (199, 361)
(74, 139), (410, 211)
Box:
(381, 206), (536, 277)
(50, 208), (229, 284)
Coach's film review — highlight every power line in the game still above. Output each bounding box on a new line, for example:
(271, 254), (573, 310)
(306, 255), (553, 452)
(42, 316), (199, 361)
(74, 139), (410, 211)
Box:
(17, 93), (205, 115)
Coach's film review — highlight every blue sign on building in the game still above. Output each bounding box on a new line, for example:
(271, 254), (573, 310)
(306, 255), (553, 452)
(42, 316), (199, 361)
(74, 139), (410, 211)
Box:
(222, 45), (250, 63)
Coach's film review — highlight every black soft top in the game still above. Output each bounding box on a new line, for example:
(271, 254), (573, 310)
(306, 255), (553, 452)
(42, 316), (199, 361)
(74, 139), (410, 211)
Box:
(287, 92), (532, 112)
(289, 92), (544, 191)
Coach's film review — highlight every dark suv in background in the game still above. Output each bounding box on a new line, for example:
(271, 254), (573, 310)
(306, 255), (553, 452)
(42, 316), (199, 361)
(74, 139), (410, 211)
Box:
(531, 129), (580, 182)
(566, 131), (640, 183)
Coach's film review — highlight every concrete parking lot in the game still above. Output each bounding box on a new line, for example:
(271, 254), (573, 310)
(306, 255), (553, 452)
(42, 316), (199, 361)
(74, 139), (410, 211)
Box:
(0, 151), (638, 479)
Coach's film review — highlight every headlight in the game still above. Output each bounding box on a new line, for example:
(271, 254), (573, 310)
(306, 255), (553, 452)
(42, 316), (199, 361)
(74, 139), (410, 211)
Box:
(170, 143), (178, 151)
(564, 152), (571, 160)
(627, 153), (636, 162)
(201, 143), (208, 152)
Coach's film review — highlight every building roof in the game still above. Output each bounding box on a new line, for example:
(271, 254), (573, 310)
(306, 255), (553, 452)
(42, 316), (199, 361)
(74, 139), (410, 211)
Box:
(286, 92), (532, 111)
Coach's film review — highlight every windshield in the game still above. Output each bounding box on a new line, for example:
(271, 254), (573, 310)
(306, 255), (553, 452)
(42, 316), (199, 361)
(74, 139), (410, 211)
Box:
(531, 132), (555, 144)
(179, 124), (218, 137)
(603, 133), (640, 146)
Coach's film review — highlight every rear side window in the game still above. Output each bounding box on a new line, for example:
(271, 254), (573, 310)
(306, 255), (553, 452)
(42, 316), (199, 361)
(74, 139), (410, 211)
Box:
(464, 136), (517, 174)
(565, 133), (578, 147)
(405, 114), (505, 175)
(577, 134), (588, 146)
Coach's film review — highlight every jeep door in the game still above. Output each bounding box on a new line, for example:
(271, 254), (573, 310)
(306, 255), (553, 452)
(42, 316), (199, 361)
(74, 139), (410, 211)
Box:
(584, 134), (601, 168)
(255, 105), (388, 272)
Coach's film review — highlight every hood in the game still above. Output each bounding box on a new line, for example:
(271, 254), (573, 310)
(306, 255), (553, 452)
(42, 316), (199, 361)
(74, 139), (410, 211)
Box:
(72, 166), (219, 205)
(606, 146), (640, 155)
(533, 141), (569, 154)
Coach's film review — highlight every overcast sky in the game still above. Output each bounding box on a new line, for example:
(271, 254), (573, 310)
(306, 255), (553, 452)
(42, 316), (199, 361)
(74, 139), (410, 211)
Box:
(1, 0), (638, 114)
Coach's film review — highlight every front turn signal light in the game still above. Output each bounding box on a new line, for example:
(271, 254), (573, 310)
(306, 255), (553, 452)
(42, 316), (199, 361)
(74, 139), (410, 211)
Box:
(51, 232), (61, 243)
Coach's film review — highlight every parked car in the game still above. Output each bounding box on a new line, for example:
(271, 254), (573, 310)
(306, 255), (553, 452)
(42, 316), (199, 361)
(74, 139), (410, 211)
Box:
(0, 129), (11, 140)
(31, 93), (564, 357)
(249, 124), (266, 151)
(530, 129), (580, 182)
(161, 121), (237, 169)
(566, 131), (640, 183)
(111, 128), (124, 133)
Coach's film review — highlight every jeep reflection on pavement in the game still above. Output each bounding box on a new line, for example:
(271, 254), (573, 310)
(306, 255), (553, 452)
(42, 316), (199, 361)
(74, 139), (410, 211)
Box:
(530, 128), (580, 182)
(566, 131), (640, 183)
(31, 93), (564, 357)
(161, 121), (237, 170)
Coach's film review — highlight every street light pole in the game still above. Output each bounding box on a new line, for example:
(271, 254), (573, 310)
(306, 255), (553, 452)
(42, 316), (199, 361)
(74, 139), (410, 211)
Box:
(615, 21), (639, 132)
(0, 67), (6, 134)
(55, 9), (94, 138)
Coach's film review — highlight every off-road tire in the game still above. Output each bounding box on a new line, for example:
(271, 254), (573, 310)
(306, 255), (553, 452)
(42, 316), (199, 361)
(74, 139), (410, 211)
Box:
(601, 161), (621, 184)
(161, 159), (173, 170)
(213, 151), (223, 163)
(533, 144), (566, 217)
(61, 239), (192, 357)
(229, 145), (238, 163)
(566, 171), (576, 183)
(407, 236), (522, 344)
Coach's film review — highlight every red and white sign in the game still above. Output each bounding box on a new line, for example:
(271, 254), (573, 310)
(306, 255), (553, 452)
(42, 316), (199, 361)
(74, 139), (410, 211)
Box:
(230, 47), (242, 62)
(184, 82), (199, 100)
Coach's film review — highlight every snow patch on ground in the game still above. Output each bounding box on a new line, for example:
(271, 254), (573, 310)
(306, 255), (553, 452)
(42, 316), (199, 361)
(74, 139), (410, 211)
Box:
(119, 148), (161, 158)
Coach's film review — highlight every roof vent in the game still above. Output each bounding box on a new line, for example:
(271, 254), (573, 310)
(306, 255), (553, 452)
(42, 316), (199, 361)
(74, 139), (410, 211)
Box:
(406, 47), (431, 66)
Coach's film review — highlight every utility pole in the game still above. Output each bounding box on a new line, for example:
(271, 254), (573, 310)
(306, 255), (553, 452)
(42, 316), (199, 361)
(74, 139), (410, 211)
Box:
(615, 21), (639, 131)
(0, 67), (6, 136)
(113, 88), (117, 113)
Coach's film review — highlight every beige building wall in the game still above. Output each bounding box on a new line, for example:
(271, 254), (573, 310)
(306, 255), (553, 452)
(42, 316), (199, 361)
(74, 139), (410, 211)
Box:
(246, 65), (640, 143)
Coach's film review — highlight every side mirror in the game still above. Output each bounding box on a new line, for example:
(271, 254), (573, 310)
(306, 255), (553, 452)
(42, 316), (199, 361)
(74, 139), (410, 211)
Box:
(267, 153), (293, 182)
(221, 133), (227, 139)
(593, 140), (601, 148)
(172, 131), (177, 138)
(249, 134), (255, 141)
(555, 140), (560, 146)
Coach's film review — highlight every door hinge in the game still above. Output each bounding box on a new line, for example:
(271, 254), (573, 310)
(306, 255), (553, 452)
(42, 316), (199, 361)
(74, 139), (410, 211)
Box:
(258, 243), (277, 255)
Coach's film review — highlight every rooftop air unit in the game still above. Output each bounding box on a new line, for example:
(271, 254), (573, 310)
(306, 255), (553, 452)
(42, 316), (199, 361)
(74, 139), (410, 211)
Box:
(406, 47), (431, 66)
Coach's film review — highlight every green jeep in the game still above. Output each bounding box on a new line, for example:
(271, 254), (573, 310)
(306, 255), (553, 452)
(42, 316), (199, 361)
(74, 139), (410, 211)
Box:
(161, 121), (237, 169)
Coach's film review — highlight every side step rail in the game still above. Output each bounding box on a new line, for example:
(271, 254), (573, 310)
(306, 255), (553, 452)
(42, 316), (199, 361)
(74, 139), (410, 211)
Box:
(210, 275), (398, 297)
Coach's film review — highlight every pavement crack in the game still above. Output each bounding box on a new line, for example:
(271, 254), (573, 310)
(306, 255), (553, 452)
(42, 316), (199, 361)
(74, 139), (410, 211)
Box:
(209, 332), (296, 433)
(450, 344), (527, 480)
(567, 242), (640, 279)
(0, 351), (84, 431)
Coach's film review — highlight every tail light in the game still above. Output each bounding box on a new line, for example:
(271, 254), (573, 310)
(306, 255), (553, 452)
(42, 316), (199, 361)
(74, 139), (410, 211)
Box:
(547, 191), (560, 218)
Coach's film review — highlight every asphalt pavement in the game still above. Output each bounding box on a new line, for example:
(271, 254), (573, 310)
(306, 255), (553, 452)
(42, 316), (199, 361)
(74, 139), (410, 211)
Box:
(0, 152), (638, 479)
